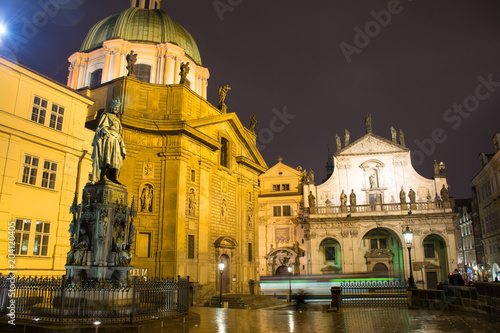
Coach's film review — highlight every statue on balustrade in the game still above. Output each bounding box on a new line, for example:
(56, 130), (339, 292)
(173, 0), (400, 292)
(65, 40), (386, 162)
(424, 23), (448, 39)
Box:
(350, 190), (356, 206)
(399, 186), (406, 204)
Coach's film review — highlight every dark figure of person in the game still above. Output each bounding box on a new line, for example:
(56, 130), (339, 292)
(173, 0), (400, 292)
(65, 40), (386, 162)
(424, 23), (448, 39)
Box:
(449, 269), (465, 286)
(295, 290), (307, 312)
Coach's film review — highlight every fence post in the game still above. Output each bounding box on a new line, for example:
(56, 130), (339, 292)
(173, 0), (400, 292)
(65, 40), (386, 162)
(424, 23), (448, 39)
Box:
(59, 275), (66, 325)
(177, 275), (181, 312)
(186, 276), (190, 314)
(130, 276), (137, 324)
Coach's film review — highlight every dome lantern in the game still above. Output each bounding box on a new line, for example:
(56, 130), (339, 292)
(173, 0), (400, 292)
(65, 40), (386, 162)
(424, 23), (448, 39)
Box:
(130, 0), (162, 10)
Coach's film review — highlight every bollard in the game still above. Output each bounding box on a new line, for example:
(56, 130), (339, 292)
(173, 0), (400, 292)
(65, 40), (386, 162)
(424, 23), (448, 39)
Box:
(328, 286), (342, 312)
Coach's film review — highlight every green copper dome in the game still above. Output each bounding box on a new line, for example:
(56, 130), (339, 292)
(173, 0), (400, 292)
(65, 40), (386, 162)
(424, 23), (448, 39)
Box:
(80, 7), (202, 65)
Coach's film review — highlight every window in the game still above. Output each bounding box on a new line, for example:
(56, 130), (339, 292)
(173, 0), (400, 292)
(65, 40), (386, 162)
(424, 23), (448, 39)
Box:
(14, 219), (31, 255)
(190, 170), (196, 182)
(283, 205), (291, 216)
(14, 219), (50, 256)
(424, 243), (435, 258)
(41, 161), (57, 189)
(282, 184), (290, 191)
(325, 247), (335, 261)
(90, 69), (102, 88)
(22, 155), (39, 185)
(248, 243), (253, 262)
(273, 206), (281, 217)
(220, 137), (229, 168)
(135, 64), (151, 83)
(31, 96), (48, 125)
(33, 221), (50, 256)
(370, 238), (386, 249)
(273, 184), (281, 191)
(188, 235), (195, 259)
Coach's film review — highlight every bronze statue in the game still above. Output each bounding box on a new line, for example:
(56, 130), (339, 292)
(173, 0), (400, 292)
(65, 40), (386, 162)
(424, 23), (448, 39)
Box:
(218, 84), (231, 110)
(91, 97), (126, 183)
(340, 190), (347, 206)
(126, 50), (137, 76)
(350, 189), (356, 206)
(179, 62), (190, 85)
(249, 115), (257, 132)
(365, 113), (372, 134)
(408, 188), (416, 203)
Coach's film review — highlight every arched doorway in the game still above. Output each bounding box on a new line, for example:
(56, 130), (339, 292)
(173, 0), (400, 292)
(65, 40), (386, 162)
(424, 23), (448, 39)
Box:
(422, 234), (449, 287)
(319, 237), (341, 274)
(219, 254), (230, 293)
(264, 248), (297, 276)
(361, 228), (404, 278)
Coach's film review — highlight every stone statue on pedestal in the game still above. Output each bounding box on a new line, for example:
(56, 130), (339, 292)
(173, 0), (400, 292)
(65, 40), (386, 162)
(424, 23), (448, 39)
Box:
(308, 191), (316, 207)
(408, 188), (416, 203)
(335, 134), (341, 151)
(91, 97), (126, 184)
(73, 228), (89, 265)
(350, 190), (356, 206)
(340, 190), (347, 206)
(440, 184), (449, 201)
(398, 130), (405, 147)
(399, 186), (406, 204)
(344, 129), (350, 146)
(126, 51), (137, 76)
(179, 62), (190, 85)
(218, 85), (231, 112)
(390, 126), (397, 143)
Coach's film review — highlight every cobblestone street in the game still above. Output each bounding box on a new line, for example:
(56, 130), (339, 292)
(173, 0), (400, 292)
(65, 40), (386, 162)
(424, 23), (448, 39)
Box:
(155, 307), (500, 333)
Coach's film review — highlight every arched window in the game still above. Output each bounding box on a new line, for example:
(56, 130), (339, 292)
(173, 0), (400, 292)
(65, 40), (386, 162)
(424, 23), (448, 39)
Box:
(145, 0), (150, 9)
(220, 137), (229, 168)
(89, 69), (102, 88)
(135, 64), (151, 83)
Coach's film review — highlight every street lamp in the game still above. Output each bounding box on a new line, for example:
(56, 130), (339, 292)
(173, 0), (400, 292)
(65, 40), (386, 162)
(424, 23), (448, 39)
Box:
(403, 226), (416, 288)
(218, 259), (225, 308)
(287, 266), (292, 302)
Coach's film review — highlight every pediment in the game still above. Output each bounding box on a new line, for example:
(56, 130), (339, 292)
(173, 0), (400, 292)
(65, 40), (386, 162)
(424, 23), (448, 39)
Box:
(337, 134), (409, 156)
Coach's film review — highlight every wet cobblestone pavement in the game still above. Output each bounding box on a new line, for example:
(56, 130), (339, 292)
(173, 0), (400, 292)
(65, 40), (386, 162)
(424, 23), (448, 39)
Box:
(155, 306), (500, 333)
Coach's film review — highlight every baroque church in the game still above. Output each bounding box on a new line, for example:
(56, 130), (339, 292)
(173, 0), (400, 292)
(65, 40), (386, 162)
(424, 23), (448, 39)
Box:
(0, 0), (267, 301)
(258, 117), (457, 289)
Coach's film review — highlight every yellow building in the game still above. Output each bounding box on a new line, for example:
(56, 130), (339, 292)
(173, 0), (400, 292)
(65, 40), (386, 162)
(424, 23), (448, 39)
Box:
(0, 56), (94, 276)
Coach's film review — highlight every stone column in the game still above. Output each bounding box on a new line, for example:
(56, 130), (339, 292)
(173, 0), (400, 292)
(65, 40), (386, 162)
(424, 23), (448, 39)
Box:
(174, 57), (181, 84)
(103, 50), (112, 82)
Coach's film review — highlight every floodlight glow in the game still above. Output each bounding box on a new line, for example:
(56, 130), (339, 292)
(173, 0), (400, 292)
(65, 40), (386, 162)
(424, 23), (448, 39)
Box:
(0, 24), (6, 36)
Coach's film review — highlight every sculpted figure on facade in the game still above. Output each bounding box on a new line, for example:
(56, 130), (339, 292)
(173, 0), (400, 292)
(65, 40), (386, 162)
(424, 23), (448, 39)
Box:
(126, 50), (137, 76)
(179, 62), (190, 85)
(188, 189), (197, 216)
(249, 115), (257, 132)
(390, 126), (397, 143)
(91, 97), (126, 183)
(408, 188), (416, 203)
(365, 113), (372, 134)
(140, 184), (153, 212)
(350, 189), (356, 206)
(218, 84), (231, 111)
(344, 129), (350, 146)
(369, 173), (377, 188)
(398, 130), (406, 147)
(335, 134), (341, 151)
(399, 186), (406, 204)
(440, 184), (449, 201)
(99, 210), (108, 238)
(308, 168), (314, 184)
(340, 190), (347, 206)
(308, 191), (316, 207)
(73, 228), (89, 265)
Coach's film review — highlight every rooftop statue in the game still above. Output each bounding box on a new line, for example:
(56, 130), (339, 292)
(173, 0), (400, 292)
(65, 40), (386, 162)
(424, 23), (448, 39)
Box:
(179, 62), (190, 85)
(249, 115), (257, 132)
(218, 84), (231, 111)
(91, 97), (126, 183)
(398, 130), (406, 147)
(390, 126), (397, 143)
(126, 50), (137, 76)
(335, 134), (341, 151)
(365, 113), (372, 134)
(344, 129), (350, 146)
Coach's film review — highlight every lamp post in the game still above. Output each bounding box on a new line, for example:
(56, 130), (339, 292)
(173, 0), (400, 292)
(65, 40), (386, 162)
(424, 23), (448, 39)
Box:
(287, 266), (292, 302)
(218, 259), (225, 308)
(403, 226), (416, 288)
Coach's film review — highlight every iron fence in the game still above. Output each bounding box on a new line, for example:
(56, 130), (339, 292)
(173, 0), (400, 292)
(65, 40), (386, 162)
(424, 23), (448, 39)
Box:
(340, 280), (408, 308)
(0, 275), (190, 325)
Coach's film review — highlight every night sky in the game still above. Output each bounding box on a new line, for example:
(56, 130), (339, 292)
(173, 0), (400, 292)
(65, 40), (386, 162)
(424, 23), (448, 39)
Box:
(3, 0), (500, 199)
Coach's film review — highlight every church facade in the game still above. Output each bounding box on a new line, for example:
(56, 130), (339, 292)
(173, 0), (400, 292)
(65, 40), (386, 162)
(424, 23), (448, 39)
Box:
(258, 119), (457, 289)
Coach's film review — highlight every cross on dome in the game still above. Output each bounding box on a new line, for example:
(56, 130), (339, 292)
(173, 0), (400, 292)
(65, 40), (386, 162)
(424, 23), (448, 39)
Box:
(130, 0), (162, 9)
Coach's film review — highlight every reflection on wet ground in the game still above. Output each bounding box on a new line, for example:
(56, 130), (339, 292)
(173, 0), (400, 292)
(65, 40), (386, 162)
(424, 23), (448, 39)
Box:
(145, 306), (500, 333)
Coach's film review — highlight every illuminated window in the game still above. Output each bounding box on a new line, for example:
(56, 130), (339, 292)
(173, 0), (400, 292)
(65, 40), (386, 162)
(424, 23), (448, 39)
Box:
(22, 155), (39, 185)
(33, 221), (50, 256)
(424, 243), (435, 258)
(41, 161), (57, 189)
(135, 64), (151, 83)
(31, 96), (48, 125)
(282, 184), (290, 191)
(273, 184), (281, 191)
(14, 219), (31, 255)
(49, 104), (65, 131)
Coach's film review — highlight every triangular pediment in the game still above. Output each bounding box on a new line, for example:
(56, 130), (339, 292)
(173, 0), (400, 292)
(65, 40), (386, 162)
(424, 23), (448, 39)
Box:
(337, 133), (409, 156)
(261, 160), (303, 179)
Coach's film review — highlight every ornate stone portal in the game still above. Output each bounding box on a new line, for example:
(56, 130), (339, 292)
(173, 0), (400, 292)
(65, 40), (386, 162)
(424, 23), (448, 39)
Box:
(66, 98), (135, 284)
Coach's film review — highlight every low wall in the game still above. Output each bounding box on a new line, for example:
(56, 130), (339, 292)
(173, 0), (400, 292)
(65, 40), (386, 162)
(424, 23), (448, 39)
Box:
(408, 282), (500, 316)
